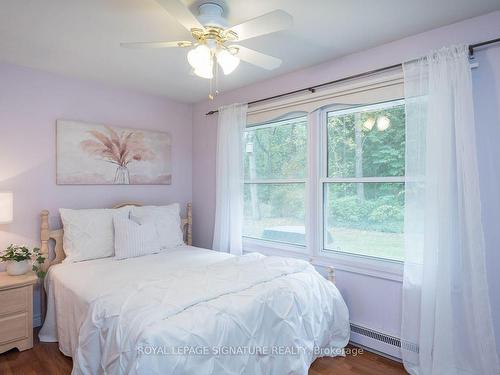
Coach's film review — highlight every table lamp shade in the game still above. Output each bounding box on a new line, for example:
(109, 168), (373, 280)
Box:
(0, 192), (13, 223)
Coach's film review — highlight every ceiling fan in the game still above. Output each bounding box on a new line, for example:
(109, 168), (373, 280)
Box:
(121, 0), (293, 98)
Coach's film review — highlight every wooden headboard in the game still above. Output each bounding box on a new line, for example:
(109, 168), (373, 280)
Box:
(39, 202), (193, 272)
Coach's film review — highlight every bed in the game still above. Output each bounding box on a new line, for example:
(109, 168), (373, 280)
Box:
(38, 202), (350, 375)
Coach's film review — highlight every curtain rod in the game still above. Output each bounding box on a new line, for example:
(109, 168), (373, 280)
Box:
(205, 37), (500, 116)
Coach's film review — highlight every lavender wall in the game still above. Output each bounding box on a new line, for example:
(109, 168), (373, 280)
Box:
(0, 63), (193, 323)
(192, 11), (500, 356)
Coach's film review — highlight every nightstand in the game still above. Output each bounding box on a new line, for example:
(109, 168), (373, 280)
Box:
(0, 271), (37, 353)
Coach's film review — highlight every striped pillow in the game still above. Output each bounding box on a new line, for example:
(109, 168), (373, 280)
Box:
(130, 204), (184, 249)
(113, 213), (162, 260)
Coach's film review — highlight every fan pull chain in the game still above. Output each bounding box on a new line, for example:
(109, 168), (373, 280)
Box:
(215, 60), (220, 96)
(209, 76), (213, 100)
(208, 50), (215, 100)
(208, 53), (221, 101)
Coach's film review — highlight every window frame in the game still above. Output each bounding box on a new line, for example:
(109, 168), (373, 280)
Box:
(242, 114), (309, 253)
(317, 99), (406, 265)
(241, 73), (406, 279)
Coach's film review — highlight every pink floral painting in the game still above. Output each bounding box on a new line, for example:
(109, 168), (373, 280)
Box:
(57, 121), (171, 185)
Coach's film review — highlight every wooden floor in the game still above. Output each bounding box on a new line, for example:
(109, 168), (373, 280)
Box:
(309, 350), (406, 375)
(0, 330), (406, 375)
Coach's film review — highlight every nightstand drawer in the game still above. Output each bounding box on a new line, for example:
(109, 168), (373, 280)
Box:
(0, 286), (28, 315)
(0, 312), (29, 344)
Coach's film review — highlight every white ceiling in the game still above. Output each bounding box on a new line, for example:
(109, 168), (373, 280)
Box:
(1, 0), (499, 103)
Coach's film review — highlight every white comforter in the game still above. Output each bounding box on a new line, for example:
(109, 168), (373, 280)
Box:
(41, 247), (349, 375)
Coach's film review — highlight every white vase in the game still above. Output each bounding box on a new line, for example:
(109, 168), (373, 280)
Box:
(114, 166), (130, 184)
(6, 260), (31, 276)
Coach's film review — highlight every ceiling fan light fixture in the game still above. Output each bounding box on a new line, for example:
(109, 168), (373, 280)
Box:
(193, 61), (214, 79)
(216, 49), (240, 75)
(197, 2), (228, 28)
(193, 63), (214, 79)
(187, 44), (212, 70)
(121, 1), (291, 98)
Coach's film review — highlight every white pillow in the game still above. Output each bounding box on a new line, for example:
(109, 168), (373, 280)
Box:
(113, 213), (162, 260)
(130, 204), (184, 249)
(60, 207), (129, 263)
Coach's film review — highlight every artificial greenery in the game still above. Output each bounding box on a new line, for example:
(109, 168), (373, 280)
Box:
(0, 244), (46, 278)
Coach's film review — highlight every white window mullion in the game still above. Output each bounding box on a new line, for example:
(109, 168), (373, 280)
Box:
(306, 110), (321, 258)
(321, 176), (405, 183)
(316, 108), (329, 258)
(244, 179), (306, 184)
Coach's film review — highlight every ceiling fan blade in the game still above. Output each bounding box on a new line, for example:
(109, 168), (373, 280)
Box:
(120, 41), (193, 49)
(232, 46), (282, 70)
(229, 10), (292, 41)
(155, 0), (203, 31)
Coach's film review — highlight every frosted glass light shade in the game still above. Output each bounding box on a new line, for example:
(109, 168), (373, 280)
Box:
(194, 64), (213, 79)
(216, 49), (240, 75)
(0, 192), (13, 223)
(187, 45), (213, 79)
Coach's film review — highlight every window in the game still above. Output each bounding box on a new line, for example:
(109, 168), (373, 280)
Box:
(322, 100), (405, 261)
(241, 72), (406, 268)
(243, 115), (308, 247)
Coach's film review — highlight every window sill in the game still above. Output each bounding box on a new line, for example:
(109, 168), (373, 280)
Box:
(243, 238), (403, 282)
(243, 237), (307, 254)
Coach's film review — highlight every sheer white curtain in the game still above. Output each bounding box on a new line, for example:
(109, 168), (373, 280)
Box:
(402, 45), (500, 375)
(212, 103), (248, 255)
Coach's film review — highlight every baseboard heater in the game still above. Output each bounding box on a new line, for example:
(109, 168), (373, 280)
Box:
(349, 323), (419, 359)
(350, 323), (401, 347)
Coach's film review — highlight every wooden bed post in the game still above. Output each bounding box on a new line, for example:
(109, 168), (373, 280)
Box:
(40, 210), (50, 273)
(187, 202), (192, 246)
(40, 210), (50, 324)
(327, 267), (336, 284)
